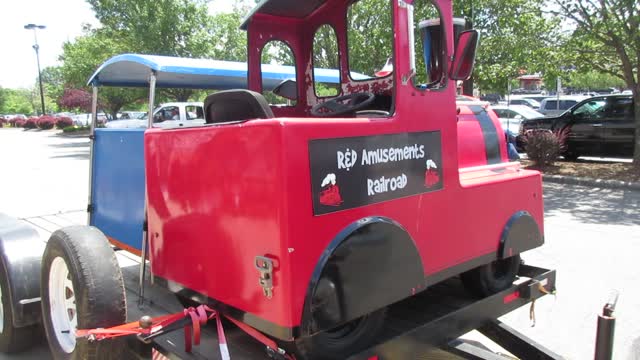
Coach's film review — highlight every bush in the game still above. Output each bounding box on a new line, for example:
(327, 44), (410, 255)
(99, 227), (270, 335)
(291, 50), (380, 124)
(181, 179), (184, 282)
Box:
(23, 118), (38, 129)
(524, 128), (568, 167)
(0, 117), (5, 128)
(55, 116), (74, 129)
(13, 119), (26, 128)
(36, 116), (56, 130)
(62, 125), (90, 133)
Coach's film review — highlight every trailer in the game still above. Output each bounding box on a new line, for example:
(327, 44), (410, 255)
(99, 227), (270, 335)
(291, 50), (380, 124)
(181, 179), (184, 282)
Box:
(0, 211), (561, 360)
(130, 264), (560, 360)
(0, 0), (568, 359)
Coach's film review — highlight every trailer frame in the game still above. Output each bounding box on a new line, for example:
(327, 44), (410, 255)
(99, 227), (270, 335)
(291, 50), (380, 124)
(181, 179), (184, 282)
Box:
(124, 264), (559, 360)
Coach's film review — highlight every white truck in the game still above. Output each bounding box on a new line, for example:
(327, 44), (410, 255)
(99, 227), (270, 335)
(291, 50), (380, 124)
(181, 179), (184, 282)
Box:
(105, 102), (204, 128)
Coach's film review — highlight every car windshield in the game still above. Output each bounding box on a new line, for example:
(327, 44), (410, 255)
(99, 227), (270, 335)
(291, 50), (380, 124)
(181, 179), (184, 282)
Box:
(573, 99), (606, 116)
(136, 107), (161, 120)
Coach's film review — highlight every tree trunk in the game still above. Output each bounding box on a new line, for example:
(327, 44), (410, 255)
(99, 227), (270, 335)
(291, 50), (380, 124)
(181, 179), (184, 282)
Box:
(633, 88), (640, 170)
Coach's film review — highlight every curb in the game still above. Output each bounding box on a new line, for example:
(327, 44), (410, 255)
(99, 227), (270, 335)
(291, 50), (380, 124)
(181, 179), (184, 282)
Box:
(542, 174), (640, 191)
(56, 132), (90, 138)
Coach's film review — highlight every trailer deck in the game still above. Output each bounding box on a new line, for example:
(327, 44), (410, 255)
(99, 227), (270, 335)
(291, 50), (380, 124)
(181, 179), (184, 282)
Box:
(18, 210), (559, 360)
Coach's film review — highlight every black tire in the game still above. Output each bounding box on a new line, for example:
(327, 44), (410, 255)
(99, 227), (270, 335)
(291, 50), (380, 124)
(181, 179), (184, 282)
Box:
(0, 260), (40, 353)
(41, 226), (127, 360)
(295, 308), (387, 360)
(461, 255), (521, 298)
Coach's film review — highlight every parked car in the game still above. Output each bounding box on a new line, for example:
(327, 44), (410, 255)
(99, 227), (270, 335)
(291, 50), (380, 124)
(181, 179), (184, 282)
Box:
(118, 111), (146, 120)
(70, 113), (108, 126)
(507, 98), (541, 109)
(517, 94), (635, 159)
(105, 102), (204, 128)
(491, 105), (544, 135)
(538, 96), (587, 116)
(520, 95), (550, 104)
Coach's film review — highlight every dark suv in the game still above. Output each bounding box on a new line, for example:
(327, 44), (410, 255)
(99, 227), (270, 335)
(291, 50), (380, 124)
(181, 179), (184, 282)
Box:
(517, 95), (635, 160)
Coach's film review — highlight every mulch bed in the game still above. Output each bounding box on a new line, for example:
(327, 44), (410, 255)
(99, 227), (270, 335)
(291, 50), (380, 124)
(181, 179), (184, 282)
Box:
(522, 159), (640, 183)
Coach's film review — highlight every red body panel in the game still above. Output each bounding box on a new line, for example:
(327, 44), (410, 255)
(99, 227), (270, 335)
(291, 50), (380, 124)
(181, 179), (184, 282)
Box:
(457, 104), (509, 168)
(145, 0), (544, 337)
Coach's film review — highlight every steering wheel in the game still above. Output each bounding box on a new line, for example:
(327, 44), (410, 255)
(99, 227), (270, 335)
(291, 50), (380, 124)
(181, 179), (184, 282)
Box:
(310, 92), (375, 117)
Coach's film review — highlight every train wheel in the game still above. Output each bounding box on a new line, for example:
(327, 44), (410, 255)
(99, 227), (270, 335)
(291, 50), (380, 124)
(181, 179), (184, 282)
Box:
(461, 254), (521, 298)
(296, 308), (387, 360)
(41, 226), (127, 359)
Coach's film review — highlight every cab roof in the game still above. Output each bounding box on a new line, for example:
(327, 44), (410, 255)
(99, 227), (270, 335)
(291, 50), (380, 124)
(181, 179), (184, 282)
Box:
(241, 0), (328, 29)
(87, 53), (343, 89)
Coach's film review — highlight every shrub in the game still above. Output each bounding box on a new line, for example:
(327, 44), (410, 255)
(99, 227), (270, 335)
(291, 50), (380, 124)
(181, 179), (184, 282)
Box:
(14, 119), (26, 128)
(55, 116), (74, 129)
(36, 116), (56, 130)
(0, 117), (5, 128)
(62, 125), (90, 133)
(524, 128), (568, 168)
(23, 118), (38, 129)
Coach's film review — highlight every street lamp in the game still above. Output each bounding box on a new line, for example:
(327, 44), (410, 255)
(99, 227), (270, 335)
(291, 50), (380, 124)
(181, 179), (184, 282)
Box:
(24, 23), (46, 116)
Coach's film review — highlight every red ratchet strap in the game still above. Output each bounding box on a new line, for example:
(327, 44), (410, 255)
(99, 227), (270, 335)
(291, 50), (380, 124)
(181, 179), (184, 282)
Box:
(76, 305), (294, 360)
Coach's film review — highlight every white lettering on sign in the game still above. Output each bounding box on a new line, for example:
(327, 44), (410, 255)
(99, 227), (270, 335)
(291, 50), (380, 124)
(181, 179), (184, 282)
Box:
(337, 149), (358, 171)
(367, 174), (408, 196)
(361, 144), (425, 166)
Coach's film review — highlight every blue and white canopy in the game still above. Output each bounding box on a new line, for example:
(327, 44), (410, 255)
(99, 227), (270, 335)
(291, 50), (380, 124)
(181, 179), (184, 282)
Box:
(87, 53), (347, 90)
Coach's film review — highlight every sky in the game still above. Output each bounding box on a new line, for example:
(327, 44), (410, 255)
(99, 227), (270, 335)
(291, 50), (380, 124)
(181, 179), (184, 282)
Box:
(0, 0), (236, 89)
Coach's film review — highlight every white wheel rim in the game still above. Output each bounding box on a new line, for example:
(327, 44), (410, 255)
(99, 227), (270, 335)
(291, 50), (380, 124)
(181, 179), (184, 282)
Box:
(0, 279), (4, 333)
(49, 257), (77, 353)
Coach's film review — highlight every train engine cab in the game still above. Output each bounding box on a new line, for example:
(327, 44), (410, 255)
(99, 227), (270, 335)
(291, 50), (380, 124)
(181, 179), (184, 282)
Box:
(144, 0), (544, 358)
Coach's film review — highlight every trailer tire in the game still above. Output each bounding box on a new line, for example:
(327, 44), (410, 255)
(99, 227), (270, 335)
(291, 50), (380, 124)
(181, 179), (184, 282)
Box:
(295, 308), (386, 360)
(0, 260), (40, 353)
(461, 255), (521, 298)
(41, 226), (127, 360)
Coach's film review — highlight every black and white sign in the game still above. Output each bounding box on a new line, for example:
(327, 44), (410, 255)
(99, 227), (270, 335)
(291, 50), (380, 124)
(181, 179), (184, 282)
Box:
(309, 131), (443, 215)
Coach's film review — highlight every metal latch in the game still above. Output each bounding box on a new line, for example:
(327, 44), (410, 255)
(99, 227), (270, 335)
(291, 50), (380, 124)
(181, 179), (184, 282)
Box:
(255, 256), (274, 299)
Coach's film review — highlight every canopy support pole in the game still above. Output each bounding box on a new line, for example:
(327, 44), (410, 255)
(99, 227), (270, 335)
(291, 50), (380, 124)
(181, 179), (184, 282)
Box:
(139, 72), (157, 306)
(86, 85), (99, 225)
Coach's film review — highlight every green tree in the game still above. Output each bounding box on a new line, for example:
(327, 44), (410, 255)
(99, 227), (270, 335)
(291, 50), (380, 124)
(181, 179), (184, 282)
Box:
(41, 66), (65, 110)
(567, 71), (625, 91)
(346, 0), (393, 77)
(550, 0), (640, 167)
(87, 0), (224, 102)
(1, 88), (34, 115)
(0, 87), (5, 112)
(59, 28), (146, 118)
(452, 0), (563, 95)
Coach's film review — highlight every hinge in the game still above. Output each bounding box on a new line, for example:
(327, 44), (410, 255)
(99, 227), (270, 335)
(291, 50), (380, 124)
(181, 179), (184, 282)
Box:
(87, 203), (94, 213)
(255, 256), (274, 299)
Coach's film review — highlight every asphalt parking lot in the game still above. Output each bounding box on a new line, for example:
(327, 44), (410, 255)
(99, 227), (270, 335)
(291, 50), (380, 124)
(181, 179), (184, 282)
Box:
(0, 128), (638, 359)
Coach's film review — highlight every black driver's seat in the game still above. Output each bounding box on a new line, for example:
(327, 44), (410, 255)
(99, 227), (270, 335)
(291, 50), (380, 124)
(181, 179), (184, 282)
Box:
(204, 90), (274, 124)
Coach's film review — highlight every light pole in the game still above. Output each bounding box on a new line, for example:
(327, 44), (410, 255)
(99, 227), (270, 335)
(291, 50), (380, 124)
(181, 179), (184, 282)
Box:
(24, 23), (46, 116)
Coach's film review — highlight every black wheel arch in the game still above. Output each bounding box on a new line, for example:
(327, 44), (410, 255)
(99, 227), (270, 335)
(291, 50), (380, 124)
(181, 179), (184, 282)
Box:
(0, 214), (45, 328)
(499, 211), (544, 259)
(301, 217), (424, 335)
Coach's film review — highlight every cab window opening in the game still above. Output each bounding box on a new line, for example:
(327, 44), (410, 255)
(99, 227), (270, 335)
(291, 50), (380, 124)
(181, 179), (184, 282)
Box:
(261, 40), (298, 106)
(412, 0), (447, 90)
(313, 24), (341, 97)
(346, 0), (393, 81)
